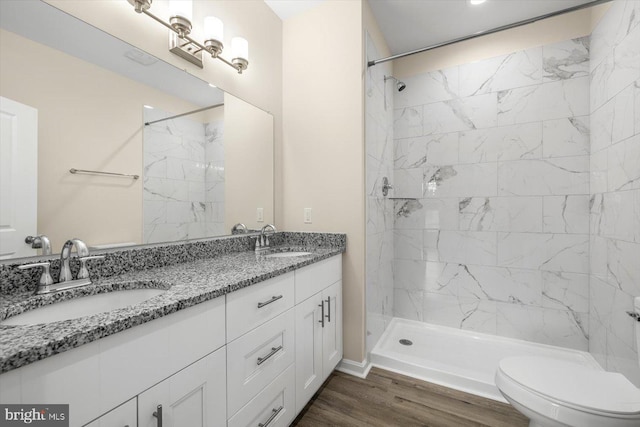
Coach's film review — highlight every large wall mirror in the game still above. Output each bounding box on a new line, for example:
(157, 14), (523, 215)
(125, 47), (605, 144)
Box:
(0, 0), (274, 260)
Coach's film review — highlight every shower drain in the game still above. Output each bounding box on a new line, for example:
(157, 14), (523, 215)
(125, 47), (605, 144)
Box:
(399, 339), (413, 346)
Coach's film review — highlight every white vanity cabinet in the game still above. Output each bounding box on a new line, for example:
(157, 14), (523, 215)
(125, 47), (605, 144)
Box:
(84, 399), (136, 427)
(294, 256), (343, 414)
(0, 253), (344, 427)
(138, 347), (226, 427)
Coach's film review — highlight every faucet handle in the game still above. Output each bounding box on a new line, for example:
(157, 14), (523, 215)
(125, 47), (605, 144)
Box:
(18, 262), (54, 293)
(77, 255), (105, 279)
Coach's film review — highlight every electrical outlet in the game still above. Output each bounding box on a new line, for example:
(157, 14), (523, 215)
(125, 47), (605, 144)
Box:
(304, 208), (312, 224)
(257, 208), (264, 222)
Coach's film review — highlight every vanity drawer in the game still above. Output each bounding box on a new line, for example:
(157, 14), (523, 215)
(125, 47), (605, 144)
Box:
(227, 272), (294, 342)
(227, 308), (295, 417)
(295, 255), (342, 303)
(227, 364), (296, 427)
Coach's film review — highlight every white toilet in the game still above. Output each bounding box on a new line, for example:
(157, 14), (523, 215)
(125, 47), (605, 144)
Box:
(495, 297), (640, 427)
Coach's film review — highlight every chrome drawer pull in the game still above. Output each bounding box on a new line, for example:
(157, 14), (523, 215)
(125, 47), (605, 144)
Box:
(326, 295), (331, 322)
(257, 295), (283, 308)
(257, 345), (283, 365)
(258, 406), (284, 427)
(152, 404), (162, 427)
(319, 301), (325, 327)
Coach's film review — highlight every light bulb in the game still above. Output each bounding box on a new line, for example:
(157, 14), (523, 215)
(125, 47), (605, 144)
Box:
(204, 16), (224, 41)
(169, 0), (192, 21)
(469, 0), (486, 5)
(231, 37), (248, 60)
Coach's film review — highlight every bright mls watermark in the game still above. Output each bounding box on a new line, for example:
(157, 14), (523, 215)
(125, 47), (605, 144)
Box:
(0, 405), (68, 427)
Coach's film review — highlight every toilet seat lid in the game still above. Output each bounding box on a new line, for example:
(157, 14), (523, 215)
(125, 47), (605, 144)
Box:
(498, 356), (640, 416)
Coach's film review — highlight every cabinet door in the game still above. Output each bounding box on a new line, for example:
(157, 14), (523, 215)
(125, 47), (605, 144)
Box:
(322, 280), (343, 380)
(84, 398), (136, 427)
(138, 347), (226, 427)
(294, 293), (323, 414)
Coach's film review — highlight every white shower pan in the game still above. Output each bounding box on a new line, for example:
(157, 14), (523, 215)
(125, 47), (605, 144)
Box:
(370, 317), (602, 402)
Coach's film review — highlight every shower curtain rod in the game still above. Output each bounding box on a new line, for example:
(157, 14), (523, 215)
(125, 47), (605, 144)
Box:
(144, 102), (224, 126)
(367, 0), (613, 67)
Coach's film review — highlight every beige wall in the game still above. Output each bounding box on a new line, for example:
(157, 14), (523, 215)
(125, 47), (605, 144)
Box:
(393, 3), (611, 78)
(282, 1), (365, 362)
(224, 93), (274, 231)
(0, 29), (201, 251)
(45, 0), (284, 225)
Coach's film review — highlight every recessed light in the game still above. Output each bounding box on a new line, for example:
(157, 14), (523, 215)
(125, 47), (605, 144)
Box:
(469, 0), (487, 5)
(208, 83), (217, 88)
(143, 105), (154, 109)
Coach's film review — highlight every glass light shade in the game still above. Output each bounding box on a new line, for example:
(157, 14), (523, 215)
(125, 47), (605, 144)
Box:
(169, 0), (192, 20)
(204, 16), (224, 41)
(231, 37), (248, 60)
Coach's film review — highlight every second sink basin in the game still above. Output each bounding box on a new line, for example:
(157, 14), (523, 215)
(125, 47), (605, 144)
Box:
(0, 288), (167, 326)
(264, 251), (313, 258)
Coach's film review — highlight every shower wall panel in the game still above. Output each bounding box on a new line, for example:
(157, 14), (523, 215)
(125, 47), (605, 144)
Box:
(365, 32), (395, 354)
(392, 36), (592, 350)
(588, 0), (640, 386)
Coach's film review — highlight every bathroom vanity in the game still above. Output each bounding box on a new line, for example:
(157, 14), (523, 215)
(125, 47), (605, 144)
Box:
(0, 232), (345, 427)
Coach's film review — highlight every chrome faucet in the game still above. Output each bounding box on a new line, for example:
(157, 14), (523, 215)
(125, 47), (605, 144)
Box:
(25, 235), (52, 255)
(255, 224), (277, 252)
(17, 237), (104, 295)
(59, 238), (90, 282)
(231, 223), (248, 234)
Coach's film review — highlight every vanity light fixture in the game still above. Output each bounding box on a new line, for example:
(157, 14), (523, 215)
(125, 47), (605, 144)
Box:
(126, 0), (249, 73)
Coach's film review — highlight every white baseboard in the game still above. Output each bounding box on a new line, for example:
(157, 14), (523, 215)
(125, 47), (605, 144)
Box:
(335, 358), (372, 379)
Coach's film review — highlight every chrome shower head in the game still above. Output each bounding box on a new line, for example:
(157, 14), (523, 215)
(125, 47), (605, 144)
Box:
(384, 75), (406, 92)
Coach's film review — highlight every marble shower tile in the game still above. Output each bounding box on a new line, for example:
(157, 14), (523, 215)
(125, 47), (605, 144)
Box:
(425, 133), (459, 165)
(590, 149), (608, 194)
(590, 0), (640, 71)
(394, 289), (424, 322)
(144, 129), (190, 160)
(424, 294), (497, 334)
(144, 153), (168, 179)
(395, 137), (427, 169)
(394, 199), (425, 230)
(394, 168), (424, 198)
(394, 106), (423, 138)
(497, 232), (589, 273)
(498, 157), (589, 196)
(457, 265), (543, 307)
(543, 195), (590, 234)
(609, 288), (637, 351)
(395, 67), (459, 108)
(425, 163), (498, 198)
(606, 334), (640, 387)
(459, 197), (543, 232)
(542, 271), (589, 313)
(590, 275), (615, 330)
(421, 198), (459, 230)
(608, 134), (640, 191)
(589, 235), (608, 280)
(394, 230), (424, 261)
(591, 85), (635, 152)
(394, 259), (428, 289)
(459, 122), (542, 163)
(543, 36), (590, 81)
(542, 116), (590, 158)
(635, 80), (640, 134)
(496, 303), (588, 350)
(143, 200), (166, 225)
(143, 177), (189, 202)
(423, 93), (497, 135)
(459, 48), (542, 97)
(431, 230), (497, 266)
(607, 238), (640, 296)
(423, 262), (462, 296)
(167, 158), (206, 183)
(600, 190), (640, 243)
(498, 76), (589, 125)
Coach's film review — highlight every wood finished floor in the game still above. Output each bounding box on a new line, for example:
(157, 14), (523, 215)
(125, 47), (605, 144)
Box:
(291, 368), (529, 427)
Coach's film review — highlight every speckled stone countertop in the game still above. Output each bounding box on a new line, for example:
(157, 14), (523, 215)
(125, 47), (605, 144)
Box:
(0, 236), (345, 374)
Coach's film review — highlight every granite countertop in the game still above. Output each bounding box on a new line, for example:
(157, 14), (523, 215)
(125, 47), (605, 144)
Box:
(0, 245), (344, 374)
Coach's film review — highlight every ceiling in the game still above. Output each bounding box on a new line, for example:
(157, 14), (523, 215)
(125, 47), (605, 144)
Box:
(265, 0), (600, 57)
(368, 0), (599, 55)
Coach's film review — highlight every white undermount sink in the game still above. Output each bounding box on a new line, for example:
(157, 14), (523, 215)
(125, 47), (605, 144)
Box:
(0, 288), (167, 326)
(264, 251), (313, 258)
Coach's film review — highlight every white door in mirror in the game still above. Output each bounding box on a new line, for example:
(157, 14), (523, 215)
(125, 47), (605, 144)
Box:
(0, 97), (38, 259)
